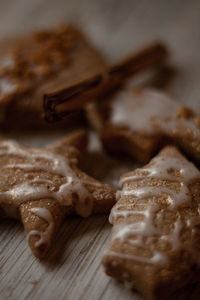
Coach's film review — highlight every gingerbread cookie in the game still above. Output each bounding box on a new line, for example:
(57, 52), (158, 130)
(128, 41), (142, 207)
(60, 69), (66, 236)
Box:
(87, 88), (200, 164)
(0, 130), (116, 258)
(102, 146), (200, 300)
(0, 25), (107, 130)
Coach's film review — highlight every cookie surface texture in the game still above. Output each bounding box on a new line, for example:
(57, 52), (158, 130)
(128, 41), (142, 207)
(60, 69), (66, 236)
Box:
(0, 130), (116, 258)
(102, 146), (200, 300)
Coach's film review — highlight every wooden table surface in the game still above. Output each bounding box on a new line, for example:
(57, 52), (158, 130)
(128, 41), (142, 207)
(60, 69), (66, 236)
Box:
(1, 1), (200, 299)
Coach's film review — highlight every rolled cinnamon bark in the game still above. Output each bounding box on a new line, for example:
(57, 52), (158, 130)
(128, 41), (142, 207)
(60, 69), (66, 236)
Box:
(43, 42), (168, 122)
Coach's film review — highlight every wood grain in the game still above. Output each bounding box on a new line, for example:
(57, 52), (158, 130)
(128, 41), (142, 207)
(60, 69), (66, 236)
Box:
(0, 1), (200, 299)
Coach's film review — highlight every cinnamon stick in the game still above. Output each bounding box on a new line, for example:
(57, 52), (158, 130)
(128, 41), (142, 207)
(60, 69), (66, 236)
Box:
(43, 42), (168, 122)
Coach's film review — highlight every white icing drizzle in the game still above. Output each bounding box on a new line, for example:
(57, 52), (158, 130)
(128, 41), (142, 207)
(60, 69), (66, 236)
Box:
(110, 89), (198, 136)
(108, 148), (200, 265)
(112, 206), (159, 243)
(105, 250), (166, 265)
(27, 207), (54, 248)
(0, 140), (94, 218)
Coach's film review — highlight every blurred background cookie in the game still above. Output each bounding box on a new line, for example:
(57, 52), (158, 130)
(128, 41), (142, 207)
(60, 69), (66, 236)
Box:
(87, 88), (200, 164)
(0, 24), (106, 131)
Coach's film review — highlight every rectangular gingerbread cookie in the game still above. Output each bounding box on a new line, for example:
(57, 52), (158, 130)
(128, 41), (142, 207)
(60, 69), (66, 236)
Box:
(102, 146), (200, 300)
(0, 25), (107, 130)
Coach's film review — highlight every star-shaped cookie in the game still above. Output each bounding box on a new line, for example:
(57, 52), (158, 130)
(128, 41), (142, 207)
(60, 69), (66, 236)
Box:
(0, 130), (116, 258)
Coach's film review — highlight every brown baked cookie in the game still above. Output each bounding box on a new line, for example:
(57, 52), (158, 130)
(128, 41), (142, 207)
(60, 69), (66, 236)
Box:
(87, 88), (200, 164)
(0, 130), (116, 258)
(0, 25), (107, 130)
(102, 146), (200, 300)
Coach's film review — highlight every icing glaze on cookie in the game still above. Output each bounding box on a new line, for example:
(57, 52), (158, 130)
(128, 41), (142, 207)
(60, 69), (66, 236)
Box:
(0, 140), (93, 218)
(119, 153), (200, 208)
(110, 89), (198, 136)
(108, 147), (200, 265)
(106, 249), (166, 265)
(27, 207), (54, 248)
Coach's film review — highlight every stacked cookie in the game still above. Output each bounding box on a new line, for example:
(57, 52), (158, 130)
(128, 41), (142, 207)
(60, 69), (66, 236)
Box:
(0, 24), (200, 300)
